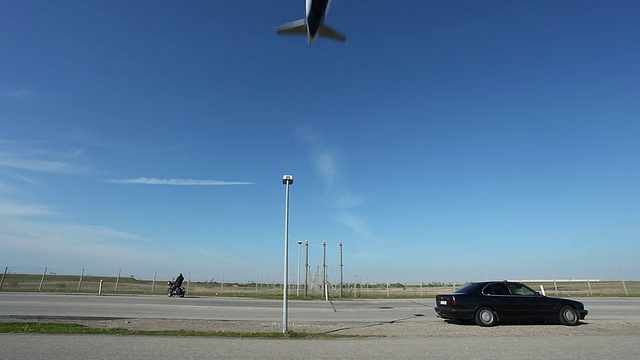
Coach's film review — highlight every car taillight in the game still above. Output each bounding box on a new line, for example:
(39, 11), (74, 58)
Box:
(450, 296), (457, 306)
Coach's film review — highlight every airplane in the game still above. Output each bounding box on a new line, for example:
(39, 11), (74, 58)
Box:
(277, 0), (346, 44)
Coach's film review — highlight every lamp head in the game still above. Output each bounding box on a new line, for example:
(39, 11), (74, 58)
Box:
(282, 174), (294, 185)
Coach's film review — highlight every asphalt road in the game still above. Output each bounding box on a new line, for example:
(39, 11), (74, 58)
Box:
(2, 334), (639, 360)
(1, 294), (639, 359)
(0, 293), (436, 322)
(1, 293), (638, 321)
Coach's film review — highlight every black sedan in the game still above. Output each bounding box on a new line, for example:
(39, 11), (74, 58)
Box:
(434, 281), (588, 326)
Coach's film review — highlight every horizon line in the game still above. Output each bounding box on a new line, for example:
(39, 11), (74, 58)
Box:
(106, 177), (255, 186)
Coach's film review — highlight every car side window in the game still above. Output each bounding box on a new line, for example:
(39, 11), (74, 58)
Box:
(483, 283), (510, 296)
(508, 283), (536, 296)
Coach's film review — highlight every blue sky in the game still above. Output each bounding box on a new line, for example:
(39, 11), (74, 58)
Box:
(1, 0), (639, 283)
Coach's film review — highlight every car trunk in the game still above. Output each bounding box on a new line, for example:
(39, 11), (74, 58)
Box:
(436, 294), (456, 307)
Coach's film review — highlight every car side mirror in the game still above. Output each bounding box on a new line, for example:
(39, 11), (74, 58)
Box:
(535, 291), (543, 297)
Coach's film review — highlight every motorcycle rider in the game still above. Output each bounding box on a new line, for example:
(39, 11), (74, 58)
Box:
(170, 272), (184, 294)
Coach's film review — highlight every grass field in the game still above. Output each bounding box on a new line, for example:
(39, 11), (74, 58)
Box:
(1, 273), (637, 298)
(0, 322), (343, 338)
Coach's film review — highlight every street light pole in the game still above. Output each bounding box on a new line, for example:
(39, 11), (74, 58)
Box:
(297, 240), (302, 297)
(282, 174), (294, 333)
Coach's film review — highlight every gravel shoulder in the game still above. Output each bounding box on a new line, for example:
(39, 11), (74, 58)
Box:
(2, 316), (639, 337)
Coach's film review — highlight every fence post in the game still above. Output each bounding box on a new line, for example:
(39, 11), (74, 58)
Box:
(114, 270), (121, 293)
(99, 279), (103, 295)
(38, 267), (47, 291)
(187, 272), (191, 294)
(386, 279), (390, 298)
(354, 276), (357, 298)
(77, 268), (84, 292)
(621, 271), (629, 296)
(0, 267), (8, 291)
(587, 277), (593, 296)
(152, 271), (157, 294)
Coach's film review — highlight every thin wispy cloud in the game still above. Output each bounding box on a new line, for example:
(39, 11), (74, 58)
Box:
(332, 189), (366, 209)
(296, 127), (338, 186)
(16, 175), (39, 186)
(0, 217), (253, 280)
(0, 217), (157, 273)
(0, 203), (56, 217)
(0, 156), (82, 173)
(107, 177), (254, 186)
(335, 211), (372, 238)
(297, 126), (374, 239)
(352, 252), (381, 260)
(315, 151), (337, 186)
(296, 127), (364, 206)
(0, 181), (13, 193)
(2, 89), (30, 99)
(0, 139), (86, 174)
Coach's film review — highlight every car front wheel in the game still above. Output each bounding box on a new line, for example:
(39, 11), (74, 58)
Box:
(559, 306), (580, 326)
(475, 307), (497, 327)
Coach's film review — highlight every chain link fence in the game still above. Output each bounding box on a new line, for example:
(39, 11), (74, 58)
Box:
(1, 266), (638, 297)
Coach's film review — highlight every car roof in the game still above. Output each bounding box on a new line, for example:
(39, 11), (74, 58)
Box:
(455, 281), (522, 291)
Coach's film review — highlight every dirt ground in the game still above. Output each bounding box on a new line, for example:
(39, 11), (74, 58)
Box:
(2, 316), (640, 337)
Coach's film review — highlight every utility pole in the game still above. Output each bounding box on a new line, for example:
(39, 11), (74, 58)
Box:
(323, 240), (327, 301)
(304, 240), (309, 297)
(339, 240), (343, 297)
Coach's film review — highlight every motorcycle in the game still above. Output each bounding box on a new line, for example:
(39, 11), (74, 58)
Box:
(167, 281), (186, 297)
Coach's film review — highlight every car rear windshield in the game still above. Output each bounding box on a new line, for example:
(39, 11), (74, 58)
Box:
(454, 283), (484, 294)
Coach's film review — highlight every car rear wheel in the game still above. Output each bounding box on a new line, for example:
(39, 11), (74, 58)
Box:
(475, 307), (497, 327)
(559, 306), (579, 326)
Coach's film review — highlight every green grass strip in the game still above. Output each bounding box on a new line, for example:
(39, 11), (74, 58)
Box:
(0, 322), (353, 338)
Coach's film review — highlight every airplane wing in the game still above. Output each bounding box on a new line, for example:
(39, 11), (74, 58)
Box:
(277, 19), (308, 35)
(318, 24), (346, 42)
